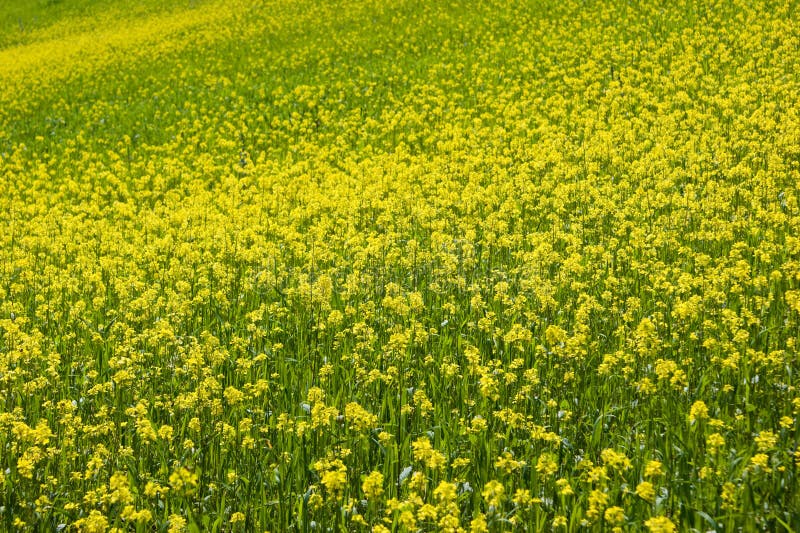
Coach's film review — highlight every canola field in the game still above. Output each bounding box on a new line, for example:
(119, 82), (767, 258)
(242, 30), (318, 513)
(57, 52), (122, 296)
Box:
(1, 0), (799, 531)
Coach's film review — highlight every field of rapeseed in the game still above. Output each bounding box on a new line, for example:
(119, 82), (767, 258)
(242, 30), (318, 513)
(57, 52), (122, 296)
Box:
(1, 0), (799, 531)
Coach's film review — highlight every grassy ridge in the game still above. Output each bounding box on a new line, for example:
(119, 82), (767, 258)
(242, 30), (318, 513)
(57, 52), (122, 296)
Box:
(1, 0), (799, 531)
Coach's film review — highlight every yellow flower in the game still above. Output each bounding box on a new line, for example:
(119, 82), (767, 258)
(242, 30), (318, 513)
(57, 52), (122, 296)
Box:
(644, 516), (676, 533)
(512, 488), (532, 507)
(636, 481), (655, 502)
(495, 451), (524, 473)
(144, 481), (168, 498)
(158, 424), (174, 441)
(469, 513), (488, 533)
(313, 459), (347, 498)
(307, 387), (326, 404)
(109, 471), (134, 504)
(755, 431), (778, 451)
(320, 465), (347, 495)
(688, 401), (709, 423)
(362, 471), (384, 500)
(344, 402), (378, 432)
(706, 433), (725, 453)
(644, 460), (664, 478)
(168, 514), (187, 533)
(122, 506), (152, 524)
(417, 503), (437, 520)
(604, 506), (625, 525)
(169, 466), (199, 496)
(75, 510), (110, 533)
(587, 489), (609, 521)
(555, 478), (574, 496)
(721, 482), (737, 511)
(412, 437), (446, 470)
(749, 453), (772, 473)
(433, 480), (458, 503)
(536, 452), (559, 476)
(409, 471), (427, 492)
(600, 449), (631, 472)
(452, 457), (471, 468)
(482, 480), (505, 509)
(16, 455), (35, 479)
(399, 509), (417, 529)
(377, 431), (394, 446)
(308, 493), (323, 510)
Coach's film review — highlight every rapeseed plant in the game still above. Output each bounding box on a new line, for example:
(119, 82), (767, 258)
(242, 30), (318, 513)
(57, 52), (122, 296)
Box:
(0, 0), (799, 530)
